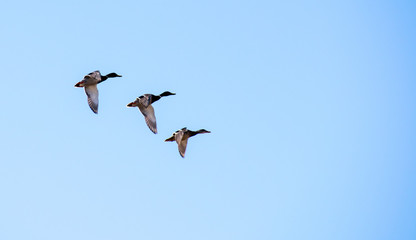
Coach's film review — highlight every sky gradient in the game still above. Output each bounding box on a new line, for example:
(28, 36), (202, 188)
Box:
(1, 1), (415, 239)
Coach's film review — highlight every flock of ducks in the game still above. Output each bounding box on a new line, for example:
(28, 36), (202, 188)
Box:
(74, 70), (210, 158)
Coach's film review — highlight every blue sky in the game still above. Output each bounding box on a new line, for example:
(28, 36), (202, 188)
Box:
(0, 1), (415, 239)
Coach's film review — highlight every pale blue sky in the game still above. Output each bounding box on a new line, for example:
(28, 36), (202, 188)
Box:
(0, 1), (415, 239)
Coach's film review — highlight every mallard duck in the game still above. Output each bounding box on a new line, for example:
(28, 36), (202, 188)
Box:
(74, 71), (122, 114)
(126, 91), (176, 134)
(165, 127), (210, 158)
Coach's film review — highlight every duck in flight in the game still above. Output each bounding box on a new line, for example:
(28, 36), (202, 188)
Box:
(165, 127), (210, 158)
(126, 91), (176, 134)
(74, 71), (122, 114)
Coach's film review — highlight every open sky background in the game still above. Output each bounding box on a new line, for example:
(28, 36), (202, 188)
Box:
(0, 1), (415, 239)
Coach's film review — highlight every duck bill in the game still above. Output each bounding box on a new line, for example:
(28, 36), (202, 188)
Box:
(126, 102), (135, 107)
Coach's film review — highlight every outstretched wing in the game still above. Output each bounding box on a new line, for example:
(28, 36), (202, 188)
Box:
(84, 84), (99, 114)
(177, 137), (188, 158)
(138, 104), (157, 134)
(174, 131), (187, 158)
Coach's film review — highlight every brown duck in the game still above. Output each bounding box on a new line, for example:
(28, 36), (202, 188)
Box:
(165, 127), (210, 158)
(127, 91), (176, 134)
(74, 71), (122, 114)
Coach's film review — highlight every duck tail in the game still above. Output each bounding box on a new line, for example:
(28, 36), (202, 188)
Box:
(165, 136), (175, 142)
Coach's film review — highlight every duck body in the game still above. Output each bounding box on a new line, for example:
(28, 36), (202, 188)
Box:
(127, 91), (176, 134)
(75, 71), (122, 114)
(165, 127), (210, 158)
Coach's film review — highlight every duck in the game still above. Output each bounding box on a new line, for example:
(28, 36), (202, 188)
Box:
(74, 71), (122, 114)
(126, 91), (176, 134)
(165, 127), (211, 158)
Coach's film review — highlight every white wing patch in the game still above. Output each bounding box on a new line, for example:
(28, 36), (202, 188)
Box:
(84, 84), (99, 114)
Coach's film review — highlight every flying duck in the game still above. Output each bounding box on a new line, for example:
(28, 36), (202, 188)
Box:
(165, 127), (210, 158)
(126, 91), (176, 134)
(74, 71), (122, 114)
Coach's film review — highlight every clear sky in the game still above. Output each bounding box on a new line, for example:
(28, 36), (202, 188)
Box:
(0, 1), (415, 239)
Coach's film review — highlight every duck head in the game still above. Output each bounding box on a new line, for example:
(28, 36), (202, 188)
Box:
(197, 129), (211, 134)
(105, 72), (122, 78)
(160, 91), (176, 97)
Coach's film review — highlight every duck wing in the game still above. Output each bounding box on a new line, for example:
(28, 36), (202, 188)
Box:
(84, 84), (99, 114)
(139, 94), (152, 108)
(174, 131), (187, 158)
(178, 137), (188, 158)
(86, 71), (101, 81)
(138, 104), (157, 134)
